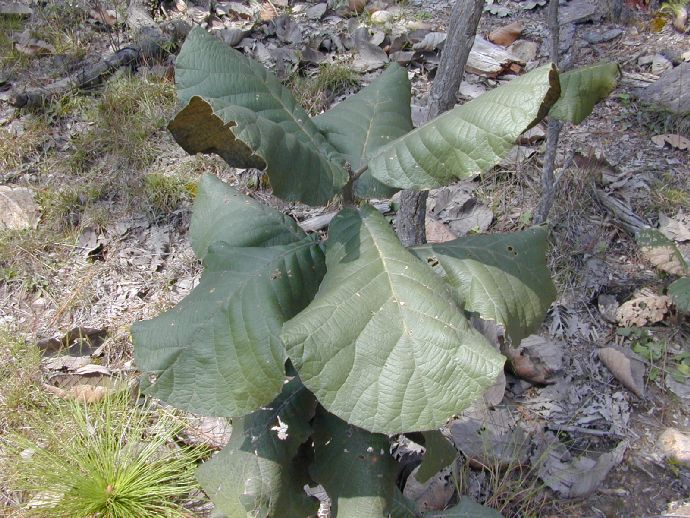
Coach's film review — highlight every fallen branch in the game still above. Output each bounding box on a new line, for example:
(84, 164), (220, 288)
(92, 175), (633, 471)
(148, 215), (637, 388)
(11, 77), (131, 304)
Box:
(10, 47), (140, 108)
(10, 0), (174, 109)
(546, 424), (625, 439)
(299, 202), (390, 233)
(594, 190), (650, 235)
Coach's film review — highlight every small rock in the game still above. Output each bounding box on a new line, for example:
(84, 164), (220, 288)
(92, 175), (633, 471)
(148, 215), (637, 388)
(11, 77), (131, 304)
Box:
(638, 54), (655, 67)
(508, 40), (539, 62)
(370, 9), (394, 23)
(458, 80), (486, 99)
(0, 1), (32, 16)
(637, 62), (690, 115)
(658, 428), (690, 468)
(390, 50), (415, 65)
(559, 0), (598, 25)
(582, 28), (623, 44)
(219, 27), (247, 46)
(0, 186), (40, 230)
(597, 294), (619, 324)
(652, 54), (673, 76)
(306, 2), (327, 20)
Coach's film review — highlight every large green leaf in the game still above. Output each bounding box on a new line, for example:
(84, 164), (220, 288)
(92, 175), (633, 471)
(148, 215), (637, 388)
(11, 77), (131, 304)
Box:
(132, 237), (326, 417)
(415, 431), (457, 484)
(411, 227), (555, 345)
(668, 277), (690, 313)
(168, 27), (347, 206)
(549, 62), (620, 124)
(367, 64), (559, 190)
(282, 205), (505, 434)
(310, 409), (399, 518)
(313, 64), (413, 198)
(190, 174), (306, 259)
(197, 378), (319, 517)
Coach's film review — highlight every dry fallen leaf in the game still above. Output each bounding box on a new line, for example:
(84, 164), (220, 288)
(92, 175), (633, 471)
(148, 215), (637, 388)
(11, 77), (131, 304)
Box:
(44, 383), (110, 403)
(425, 218), (457, 243)
(488, 21), (523, 47)
(503, 335), (563, 385)
(651, 133), (690, 150)
(638, 228), (688, 275)
(616, 294), (671, 327)
(659, 213), (690, 242)
(640, 244), (687, 275)
(597, 348), (645, 397)
(259, 1), (277, 20)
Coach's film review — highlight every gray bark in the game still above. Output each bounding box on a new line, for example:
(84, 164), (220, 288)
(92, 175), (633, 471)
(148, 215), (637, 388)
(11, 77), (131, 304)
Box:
(533, 0), (562, 226)
(396, 0), (485, 246)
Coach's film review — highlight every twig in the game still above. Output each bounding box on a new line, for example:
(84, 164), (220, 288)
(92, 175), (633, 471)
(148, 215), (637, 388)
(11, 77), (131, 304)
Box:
(546, 424), (625, 439)
(299, 202), (390, 232)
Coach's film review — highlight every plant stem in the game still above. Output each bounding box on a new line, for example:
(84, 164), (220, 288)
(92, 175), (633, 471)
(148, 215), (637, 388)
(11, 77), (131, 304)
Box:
(534, 0), (562, 226)
(396, 0), (485, 246)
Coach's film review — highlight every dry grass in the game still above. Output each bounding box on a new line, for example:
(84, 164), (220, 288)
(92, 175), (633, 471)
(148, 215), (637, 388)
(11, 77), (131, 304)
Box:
(69, 71), (176, 174)
(286, 62), (360, 115)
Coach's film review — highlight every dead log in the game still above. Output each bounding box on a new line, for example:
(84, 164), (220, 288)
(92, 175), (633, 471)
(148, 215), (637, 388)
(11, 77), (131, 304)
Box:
(594, 190), (650, 235)
(9, 0), (176, 109)
(10, 47), (140, 108)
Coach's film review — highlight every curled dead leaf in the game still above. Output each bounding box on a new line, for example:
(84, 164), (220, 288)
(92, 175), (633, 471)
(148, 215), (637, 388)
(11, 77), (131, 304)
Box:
(597, 348), (645, 397)
(488, 21), (523, 47)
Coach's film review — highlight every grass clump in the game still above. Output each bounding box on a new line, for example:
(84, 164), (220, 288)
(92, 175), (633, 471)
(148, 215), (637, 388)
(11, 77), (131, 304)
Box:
(2, 390), (207, 517)
(0, 117), (50, 171)
(0, 330), (43, 436)
(144, 173), (194, 218)
(70, 72), (176, 172)
(287, 63), (359, 115)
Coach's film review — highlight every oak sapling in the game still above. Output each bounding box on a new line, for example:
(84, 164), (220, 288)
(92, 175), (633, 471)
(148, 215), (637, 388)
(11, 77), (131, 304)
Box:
(133, 27), (619, 516)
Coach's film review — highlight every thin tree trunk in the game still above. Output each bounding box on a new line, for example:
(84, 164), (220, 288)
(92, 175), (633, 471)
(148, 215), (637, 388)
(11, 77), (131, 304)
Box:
(396, 0), (485, 247)
(533, 0), (562, 225)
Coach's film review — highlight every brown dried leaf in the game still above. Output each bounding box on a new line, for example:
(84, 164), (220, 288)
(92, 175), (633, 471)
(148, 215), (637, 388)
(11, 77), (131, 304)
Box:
(259, 1), (277, 20)
(597, 348), (645, 397)
(488, 21), (523, 47)
(44, 383), (110, 403)
(89, 8), (118, 25)
(616, 294), (671, 327)
(640, 244), (687, 275)
(651, 133), (690, 150)
(425, 218), (457, 243)
(348, 0), (367, 13)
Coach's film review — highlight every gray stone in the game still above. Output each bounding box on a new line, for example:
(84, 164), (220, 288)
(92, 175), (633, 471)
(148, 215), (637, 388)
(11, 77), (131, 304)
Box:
(583, 28), (623, 44)
(637, 62), (690, 114)
(305, 2), (327, 20)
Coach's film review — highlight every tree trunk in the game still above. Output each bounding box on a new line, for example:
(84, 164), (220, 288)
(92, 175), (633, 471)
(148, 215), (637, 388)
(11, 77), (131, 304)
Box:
(533, 0), (562, 226)
(396, 0), (485, 246)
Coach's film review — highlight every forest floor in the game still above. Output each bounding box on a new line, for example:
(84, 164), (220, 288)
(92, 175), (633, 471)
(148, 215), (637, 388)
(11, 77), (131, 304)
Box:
(0, 0), (689, 516)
